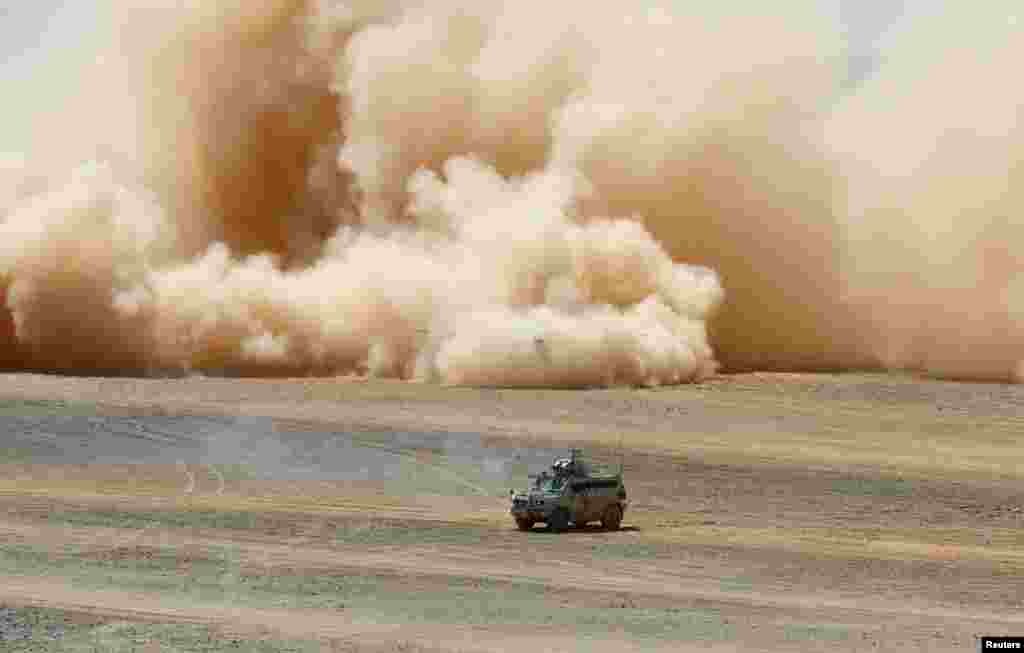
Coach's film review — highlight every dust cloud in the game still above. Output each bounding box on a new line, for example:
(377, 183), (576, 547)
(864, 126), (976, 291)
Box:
(827, 2), (1024, 382)
(0, 1), (1019, 384)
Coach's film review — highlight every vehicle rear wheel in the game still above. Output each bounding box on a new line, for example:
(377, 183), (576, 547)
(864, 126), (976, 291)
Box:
(601, 504), (623, 531)
(515, 517), (535, 531)
(547, 508), (570, 533)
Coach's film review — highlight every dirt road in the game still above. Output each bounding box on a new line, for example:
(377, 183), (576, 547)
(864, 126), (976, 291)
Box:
(0, 372), (1020, 651)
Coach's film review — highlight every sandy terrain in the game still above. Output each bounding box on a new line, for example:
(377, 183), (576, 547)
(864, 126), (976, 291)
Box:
(0, 372), (1022, 651)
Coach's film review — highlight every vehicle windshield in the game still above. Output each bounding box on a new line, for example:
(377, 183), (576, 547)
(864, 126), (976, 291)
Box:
(536, 476), (565, 492)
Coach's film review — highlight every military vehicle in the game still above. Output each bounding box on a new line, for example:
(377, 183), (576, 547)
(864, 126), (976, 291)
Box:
(509, 448), (627, 532)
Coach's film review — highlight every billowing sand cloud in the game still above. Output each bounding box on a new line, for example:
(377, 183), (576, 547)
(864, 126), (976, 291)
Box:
(0, 1), (1018, 383)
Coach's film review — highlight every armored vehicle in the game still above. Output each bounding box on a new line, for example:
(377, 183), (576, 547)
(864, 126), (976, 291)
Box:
(509, 448), (627, 532)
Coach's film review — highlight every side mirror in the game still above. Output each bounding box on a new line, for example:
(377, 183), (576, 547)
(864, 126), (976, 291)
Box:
(509, 489), (514, 497)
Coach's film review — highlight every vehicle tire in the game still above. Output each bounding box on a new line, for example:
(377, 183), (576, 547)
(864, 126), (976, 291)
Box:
(515, 517), (535, 531)
(601, 504), (623, 531)
(547, 509), (570, 533)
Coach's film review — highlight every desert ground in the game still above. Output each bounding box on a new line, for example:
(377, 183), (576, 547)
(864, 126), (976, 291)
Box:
(0, 371), (1022, 651)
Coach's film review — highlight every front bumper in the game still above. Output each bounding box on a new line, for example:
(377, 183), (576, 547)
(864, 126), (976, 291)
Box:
(510, 500), (552, 521)
(512, 511), (549, 522)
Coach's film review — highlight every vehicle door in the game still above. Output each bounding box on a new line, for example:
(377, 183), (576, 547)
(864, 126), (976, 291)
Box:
(570, 480), (589, 521)
(589, 480), (612, 521)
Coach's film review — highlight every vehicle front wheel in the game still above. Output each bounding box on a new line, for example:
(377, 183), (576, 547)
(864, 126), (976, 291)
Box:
(515, 517), (535, 531)
(547, 509), (570, 533)
(601, 504), (623, 531)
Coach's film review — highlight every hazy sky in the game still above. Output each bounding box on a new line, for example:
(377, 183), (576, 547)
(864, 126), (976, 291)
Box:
(0, 0), (109, 150)
(0, 1), (104, 78)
